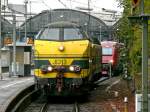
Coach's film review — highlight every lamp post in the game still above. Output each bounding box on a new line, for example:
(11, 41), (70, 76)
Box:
(140, 1), (148, 112)
(12, 15), (16, 76)
(109, 63), (111, 78)
(0, 0), (2, 80)
(99, 26), (102, 42)
(141, 15), (148, 112)
(128, 15), (149, 112)
(24, 0), (28, 39)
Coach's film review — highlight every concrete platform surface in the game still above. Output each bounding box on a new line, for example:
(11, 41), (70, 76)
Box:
(0, 73), (34, 111)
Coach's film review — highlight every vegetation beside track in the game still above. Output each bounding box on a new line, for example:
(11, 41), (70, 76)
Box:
(116, 0), (150, 93)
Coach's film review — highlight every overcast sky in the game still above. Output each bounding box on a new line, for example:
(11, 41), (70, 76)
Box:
(8, 0), (123, 13)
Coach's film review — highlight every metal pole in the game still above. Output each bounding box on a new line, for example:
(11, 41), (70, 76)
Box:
(140, 0), (144, 15)
(99, 26), (102, 42)
(124, 97), (128, 112)
(0, 0), (2, 80)
(109, 63), (111, 78)
(12, 15), (16, 76)
(87, 0), (90, 35)
(24, 0), (27, 39)
(141, 15), (148, 112)
(140, 0), (148, 112)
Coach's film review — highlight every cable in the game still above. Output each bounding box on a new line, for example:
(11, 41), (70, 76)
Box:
(57, 0), (68, 8)
(65, 0), (87, 6)
(65, 0), (103, 10)
(69, 0), (72, 9)
(40, 0), (51, 9)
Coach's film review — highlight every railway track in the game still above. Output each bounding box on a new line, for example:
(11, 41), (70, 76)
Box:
(23, 95), (47, 112)
(24, 101), (80, 112)
(23, 94), (80, 112)
(5, 77), (126, 112)
(40, 101), (80, 112)
(5, 83), (80, 112)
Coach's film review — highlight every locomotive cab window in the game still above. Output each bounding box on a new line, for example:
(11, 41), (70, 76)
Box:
(102, 48), (113, 55)
(64, 28), (83, 40)
(37, 27), (84, 41)
(38, 28), (59, 40)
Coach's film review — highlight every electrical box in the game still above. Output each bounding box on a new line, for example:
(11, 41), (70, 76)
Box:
(1, 47), (10, 73)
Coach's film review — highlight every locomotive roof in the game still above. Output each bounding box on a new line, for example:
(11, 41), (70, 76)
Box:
(101, 41), (118, 47)
(45, 21), (80, 28)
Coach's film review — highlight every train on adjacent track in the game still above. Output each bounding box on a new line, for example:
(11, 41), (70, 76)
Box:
(101, 41), (123, 77)
(34, 21), (102, 96)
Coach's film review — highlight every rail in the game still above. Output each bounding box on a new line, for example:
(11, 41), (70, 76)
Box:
(73, 101), (80, 112)
(40, 101), (80, 112)
(40, 103), (48, 112)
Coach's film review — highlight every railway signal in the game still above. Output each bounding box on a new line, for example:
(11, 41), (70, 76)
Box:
(132, 0), (140, 8)
(131, 0), (141, 15)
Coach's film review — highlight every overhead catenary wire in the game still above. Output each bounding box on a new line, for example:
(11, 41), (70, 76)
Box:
(40, 0), (51, 10)
(57, 0), (68, 8)
(64, 0), (103, 10)
(69, 0), (72, 9)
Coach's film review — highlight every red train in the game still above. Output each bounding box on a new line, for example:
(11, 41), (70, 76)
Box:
(101, 41), (122, 77)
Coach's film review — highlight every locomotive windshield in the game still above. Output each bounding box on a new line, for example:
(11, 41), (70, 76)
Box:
(38, 28), (59, 40)
(64, 28), (83, 40)
(37, 27), (83, 40)
(102, 48), (112, 55)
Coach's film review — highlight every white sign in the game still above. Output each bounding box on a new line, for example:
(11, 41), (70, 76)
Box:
(136, 94), (150, 112)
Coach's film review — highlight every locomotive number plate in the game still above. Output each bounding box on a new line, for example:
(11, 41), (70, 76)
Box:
(53, 59), (67, 65)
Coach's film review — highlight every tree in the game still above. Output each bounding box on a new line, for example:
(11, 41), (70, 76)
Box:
(115, 0), (150, 76)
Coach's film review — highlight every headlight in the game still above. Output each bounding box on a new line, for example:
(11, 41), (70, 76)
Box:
(69, 66), (75, 72)
(109, 59), (114, 64)
(59, 46), (64, 51)
(47, 66), (53, 72)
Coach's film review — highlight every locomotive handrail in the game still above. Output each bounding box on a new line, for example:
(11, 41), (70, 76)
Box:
(33, 49), (40, 76)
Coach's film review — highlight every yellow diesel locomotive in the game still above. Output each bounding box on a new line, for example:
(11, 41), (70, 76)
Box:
(34, 21), (102, 96)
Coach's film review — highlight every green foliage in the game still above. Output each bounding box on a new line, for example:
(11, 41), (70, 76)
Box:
(116, 0), (150, 76)
(129, 25), (142, 74)
(145, 0), (150, 14)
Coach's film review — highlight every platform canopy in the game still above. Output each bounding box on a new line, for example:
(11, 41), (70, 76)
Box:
(1, 17), (13, 46)
(1, 17), (13, 34)
(20, 9), (109, 40)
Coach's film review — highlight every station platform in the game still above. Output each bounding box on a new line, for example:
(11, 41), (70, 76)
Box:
(0, 73), (34, 112)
